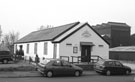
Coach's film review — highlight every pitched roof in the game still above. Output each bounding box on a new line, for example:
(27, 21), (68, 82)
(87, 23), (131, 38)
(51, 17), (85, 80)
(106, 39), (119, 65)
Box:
(15, 22), (80, 43)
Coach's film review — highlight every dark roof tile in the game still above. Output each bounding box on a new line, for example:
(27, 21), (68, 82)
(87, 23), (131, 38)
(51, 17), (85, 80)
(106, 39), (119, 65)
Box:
(16, 22), (80, 43)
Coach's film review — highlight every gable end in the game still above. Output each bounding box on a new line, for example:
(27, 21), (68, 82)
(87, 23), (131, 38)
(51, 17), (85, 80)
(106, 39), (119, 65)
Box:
(52, 22), (80, 40)
(52, 23), (110, 45)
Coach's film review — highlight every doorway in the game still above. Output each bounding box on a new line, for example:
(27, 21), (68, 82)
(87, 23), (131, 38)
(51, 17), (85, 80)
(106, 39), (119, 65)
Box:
(81, 45), (91, 62)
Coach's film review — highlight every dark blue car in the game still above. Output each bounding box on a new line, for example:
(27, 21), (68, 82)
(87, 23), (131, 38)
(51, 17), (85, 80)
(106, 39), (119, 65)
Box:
(94, 59), (131, 76)
(37, 59), (83, 77)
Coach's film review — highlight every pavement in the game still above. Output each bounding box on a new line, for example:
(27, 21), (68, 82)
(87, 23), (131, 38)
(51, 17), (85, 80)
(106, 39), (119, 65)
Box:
(0, 71), (97, 78)
(0, 70), (135, 78)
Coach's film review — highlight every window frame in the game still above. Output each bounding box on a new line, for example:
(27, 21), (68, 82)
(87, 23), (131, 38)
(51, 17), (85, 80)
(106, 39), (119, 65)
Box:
(114, 61), (123, 67)
(73, 46), (78, 53)
(52, 60), (62, 66)
(26, 44), (29, 54)
(34, 43), (38, 54)
(44, 42), (48, 55)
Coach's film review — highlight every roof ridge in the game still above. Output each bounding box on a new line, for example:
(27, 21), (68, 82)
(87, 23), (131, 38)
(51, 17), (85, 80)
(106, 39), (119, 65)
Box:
(108, 22), (126, 24)
(31, 21), (80, 33)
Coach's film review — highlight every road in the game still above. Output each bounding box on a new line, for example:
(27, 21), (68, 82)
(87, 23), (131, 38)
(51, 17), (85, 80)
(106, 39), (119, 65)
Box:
(0, 74), (135, 82)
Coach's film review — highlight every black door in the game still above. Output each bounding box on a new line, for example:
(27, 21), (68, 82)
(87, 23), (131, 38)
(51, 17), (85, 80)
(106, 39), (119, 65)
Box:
(81, 45), (91, 62)
(61, 61), (74, 75)
(52, 60), (64, 75)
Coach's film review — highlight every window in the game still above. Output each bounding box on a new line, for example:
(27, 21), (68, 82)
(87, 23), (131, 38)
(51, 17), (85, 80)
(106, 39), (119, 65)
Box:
(53, 60), (61, 66)
(97, 60), (104, 65)
(26, 44), (29, 54)
(73, 47), (78, 53)
(105, 61), (114, 66)
(53, 43), (57, 58)
(44, 42), (48, 55)
(108, 61), (114, 65)
(34, 43), (38, 54)
(62, 61), (71, 66)
(115, 62), (122, 67)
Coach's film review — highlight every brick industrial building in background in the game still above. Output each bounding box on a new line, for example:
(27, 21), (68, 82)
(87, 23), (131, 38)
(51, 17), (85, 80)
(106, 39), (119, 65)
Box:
(92, 22), (131, 48)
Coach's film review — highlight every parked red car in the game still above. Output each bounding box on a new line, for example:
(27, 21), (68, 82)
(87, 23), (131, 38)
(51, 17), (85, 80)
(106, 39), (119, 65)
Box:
(94, 59), (131, 75)
(37, 59), (83, 77)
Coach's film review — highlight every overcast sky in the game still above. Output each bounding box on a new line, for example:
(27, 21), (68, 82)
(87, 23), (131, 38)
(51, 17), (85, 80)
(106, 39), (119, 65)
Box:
(0, 0), (135, 39)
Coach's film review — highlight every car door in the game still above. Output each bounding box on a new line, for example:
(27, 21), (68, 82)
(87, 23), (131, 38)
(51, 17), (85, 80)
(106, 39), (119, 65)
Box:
(105, 61), (116, 74)
(61, 60), (75, 75)
(52, 60), (64, 75)
(114, 61), (125, 74)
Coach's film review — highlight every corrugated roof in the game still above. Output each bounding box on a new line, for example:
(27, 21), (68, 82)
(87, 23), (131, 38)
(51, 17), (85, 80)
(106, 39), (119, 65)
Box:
(15, 22), (80, 43)
(109, 46), (135, 52)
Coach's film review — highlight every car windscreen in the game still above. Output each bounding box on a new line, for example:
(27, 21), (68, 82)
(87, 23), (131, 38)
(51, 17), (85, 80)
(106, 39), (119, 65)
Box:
(39, 59), (51, 65)
(97, 60), (105, 65)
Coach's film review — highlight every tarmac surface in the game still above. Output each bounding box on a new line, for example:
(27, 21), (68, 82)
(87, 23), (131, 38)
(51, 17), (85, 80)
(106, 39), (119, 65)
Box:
(0, 61), (135, 78)
(0, 71), (98, 78)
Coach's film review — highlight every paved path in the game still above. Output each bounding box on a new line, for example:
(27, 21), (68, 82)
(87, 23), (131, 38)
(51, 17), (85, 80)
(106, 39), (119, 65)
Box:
(0, 73), (134, 82)
(0, 71), (97, 78)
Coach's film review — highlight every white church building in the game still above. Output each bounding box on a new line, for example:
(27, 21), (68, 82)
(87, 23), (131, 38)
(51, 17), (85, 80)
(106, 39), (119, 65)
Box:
(14, 22), (109, 62)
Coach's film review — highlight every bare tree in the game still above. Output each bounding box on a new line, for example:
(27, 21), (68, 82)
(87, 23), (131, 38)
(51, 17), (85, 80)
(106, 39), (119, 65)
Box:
(3, 31), (19, 54)
(0, 26), (2, 41)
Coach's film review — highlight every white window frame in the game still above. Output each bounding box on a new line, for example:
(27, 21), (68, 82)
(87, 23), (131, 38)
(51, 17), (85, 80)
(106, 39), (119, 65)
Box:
(44, 42), (48, 55)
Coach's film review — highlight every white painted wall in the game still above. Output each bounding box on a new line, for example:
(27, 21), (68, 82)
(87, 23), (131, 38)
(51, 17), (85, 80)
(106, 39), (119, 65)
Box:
(58, 25), (109, 62)
(15, 41), (54, 61)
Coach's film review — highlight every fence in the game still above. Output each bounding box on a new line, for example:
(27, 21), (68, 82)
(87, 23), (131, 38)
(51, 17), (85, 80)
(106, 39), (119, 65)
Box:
(60, 55), (103, 64)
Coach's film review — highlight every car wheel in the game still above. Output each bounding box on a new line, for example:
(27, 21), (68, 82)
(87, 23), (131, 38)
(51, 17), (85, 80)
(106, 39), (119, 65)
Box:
(106, 70), (111, 76)
(3, 59), (8, 64)
(126, 70), (130, 75)
(74, 71), (80, 77)
(41, 72), (46, 77)
(46, 71), (53, 77)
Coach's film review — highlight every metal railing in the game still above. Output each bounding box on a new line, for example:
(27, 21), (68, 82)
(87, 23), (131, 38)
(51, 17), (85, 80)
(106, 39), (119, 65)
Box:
(71, 56), (82, 64)
(60, 55), (103, 64)
(91, 55), (103, 63)
(60, 56), (70, 62)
